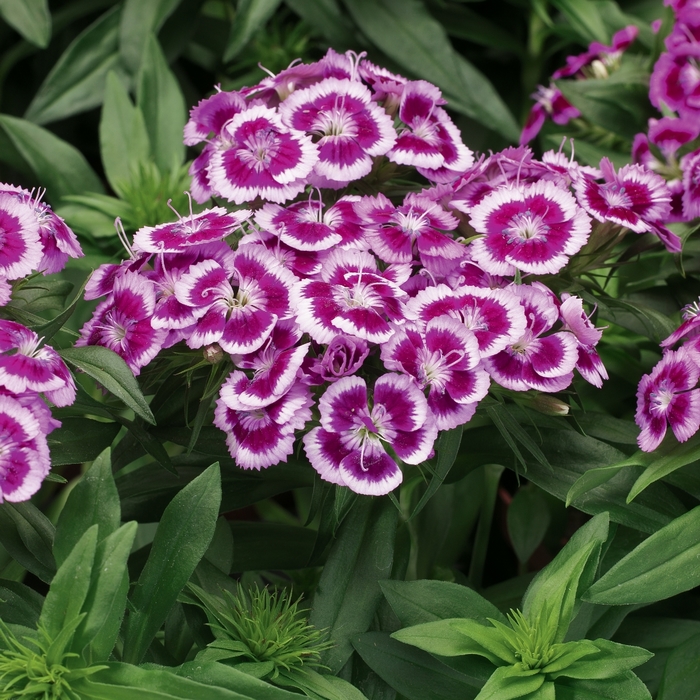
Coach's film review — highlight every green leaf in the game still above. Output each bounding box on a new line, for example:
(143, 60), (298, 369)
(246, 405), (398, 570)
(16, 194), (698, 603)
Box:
(0, 501), (55, 582)
(59, 346), (155, 424)
(474, 665), (545, 700)
(310, 497), (398, 673)
(225, 0), (283, 62)
(523, 513), (609, 643)
(411, 426), (463, 520)
(584, 505), (700, 605)
(0, 0), (50, 47)
(278, 668), (369, 700)
(550, 639), (653, 681)
(284, 0), (355, 49)
(596, 297), (677, 343)
(507, 487), (550, 564)
(342, 0), (518, 141)
(136, 34), (186, 172)
(53, 448), (121, 567)
(24, 7), (122, 125)
(74, 522), (138, 663)
(353, 631), (485, 700)
(123, 462), (221, 664)
(47, 417), (120, 467)
(229, 522), (315, 571)
(550, 0), (608, 43)
(39, 525), (97, 639)
(100, 71), (152, 196)
(657, 632), (700, 699)
(119, 0), (184, 74)
(381, 579), (507, 628)
(0, 115), (104, 202)
(555, 671), (652, 699)
(0, 580), (43, 627)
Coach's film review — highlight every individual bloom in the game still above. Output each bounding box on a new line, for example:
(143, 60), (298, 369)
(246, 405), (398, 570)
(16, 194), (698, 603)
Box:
(279, 77), (396, 187)
(357, 192), (464, 269)
(0, 278), (10, 306)
(76, 271), (166, 375)
(386, 80), (473, 174)
(519, 86), (580, 145)
(636, 348), (700, 452)
(0, 192), (42, 279)
(405, 283), (527, 358)
(649, 52), (700, 118)
(648, 115), (700, 154)
(255, 194), (364, 252)
(559, 294), (608, 388)
(208, 105), (319, 205)
(574, 158), (672, 233)
(238, 229), (324, 278)
(661, 297), (700, 349)
(306, 335), (370, 384)
(293, 249), (408, 344)
(682, 149), (700, 219)
(0, 394), (51, 503)
(133, 205), (250, 253)
(150, 263), (208, 331)
(381, 318), (490, 430)
(183, 89), (247, 146)
(0, 320), (75, 405)
(228, 322), (309, 408)
(538, 150), (602, 187)
(214, 377), (312, 470)
(484, 283), (578, 392)
(469, 180), (591, 275)
(175, 246), (295, 354)
(303, 374), (437, 495)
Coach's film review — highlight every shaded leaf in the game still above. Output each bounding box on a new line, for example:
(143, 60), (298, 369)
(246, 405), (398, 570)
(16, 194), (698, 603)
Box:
(507, 487), (550, 564)
(0, 0), (50, 47)
(0, 501), (55, 582)
(225, 0), (283, 62)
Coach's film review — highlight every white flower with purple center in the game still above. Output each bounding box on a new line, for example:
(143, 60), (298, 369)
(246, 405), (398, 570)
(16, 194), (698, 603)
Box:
(484, 283), (578, 392)
(0, 320), (76, 406)
(133, 205), (250, 253)
(574, 158), (672, 233)
(381, 318), (490, 430)
(183, 89), (247, 146)
(303, 373), (437, 496)
(0, 393), (52, 503)
(406, 283), (527, 358)
(208, 105), (319, 204)
(293, 249), (408, 344)
(255, 194), (364, 252)
(469, 180), (591, 276)
(0, 192), (42, 280)
(77, 271), (166, 375)
(214, 376), (312, 470)
(175, 245), (296, 354)
(636, 347), (700, 452)
(279, 77), (396, 187)
(357, 192), (464, 270)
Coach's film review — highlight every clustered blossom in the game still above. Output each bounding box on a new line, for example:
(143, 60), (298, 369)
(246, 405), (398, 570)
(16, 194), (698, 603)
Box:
(76, 49), (620, 496)
(0, 187), (80, 502)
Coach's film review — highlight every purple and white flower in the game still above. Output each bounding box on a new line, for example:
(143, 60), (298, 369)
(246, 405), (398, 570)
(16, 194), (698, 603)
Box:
(0, 192), (42, 280)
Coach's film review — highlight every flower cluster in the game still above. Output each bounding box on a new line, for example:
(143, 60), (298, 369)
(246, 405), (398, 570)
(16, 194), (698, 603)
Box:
(0, 185), (80, 502)
(77, 50), (621, 496)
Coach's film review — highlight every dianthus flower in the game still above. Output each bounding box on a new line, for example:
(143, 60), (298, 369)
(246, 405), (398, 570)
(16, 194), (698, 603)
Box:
(303, 374), (437, 495)
(0, 192), (42, 280)
(636, 347), (700, 452)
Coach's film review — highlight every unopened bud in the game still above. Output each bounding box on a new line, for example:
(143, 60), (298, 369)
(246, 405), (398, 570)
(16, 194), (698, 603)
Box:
(203, 343), (224, 364)
(529, 394), (570, 416)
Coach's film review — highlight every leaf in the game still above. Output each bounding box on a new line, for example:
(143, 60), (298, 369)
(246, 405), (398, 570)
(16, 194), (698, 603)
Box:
(74, 522), (137, 663)
(341, 0), (519, 141)
(24, 7), (122, 125)
(136, 33), (186, 172)
(225, 0), (283, 62)
(555, 671), (652, 699)
(59, 346), (155, 424)
(53, 448), (121, 567)
(595, 297), (676, 343)
(353, 631), (485, 700)
(381, 579), (507, 628)
(655, 632), (700, 699)
(411, 426), (463, 520)
(0, 502), (55, 582)
(549, 639), (653, 681)
(310, 497), (398, 673)
(0, 580), (43, 627)
(229, 522), (315, 571)
(584, 505), (700, 605)
(476, 665), (545, 700)
(0, 0), (50, 48)
(119, 0), (184, 75)
(0, 115), (104, 202)
(550, 0), (608, 43)
(507, 487), (550, 564)
(122, 462), (221, 664)
(39, 526), (97, 639)
(100, 71), (152, 196)
(284, 0), (355, 49)
(47, 417), (120, 468)
(278, 668), (369, 700)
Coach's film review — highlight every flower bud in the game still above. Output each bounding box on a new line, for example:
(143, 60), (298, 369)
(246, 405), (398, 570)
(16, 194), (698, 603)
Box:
(203, 343), (224, 364)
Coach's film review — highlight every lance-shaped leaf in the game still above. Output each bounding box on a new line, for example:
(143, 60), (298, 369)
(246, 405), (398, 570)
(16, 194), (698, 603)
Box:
(59, 346), (155, 425)
(122, 462), (221, 664)
(584, 505), (700, 605)
(548, 639), (653, 681)
(475, 665), (546, 700)
(224, 0), (282, 61)
(47, 417), (120, 468)
(0, 0), (50, 47)
(0, 501), (55, 582)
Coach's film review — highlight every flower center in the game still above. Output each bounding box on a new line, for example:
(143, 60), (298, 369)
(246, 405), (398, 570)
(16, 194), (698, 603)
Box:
(505, 211), (549, 243)
(602, 183), (632, 209)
